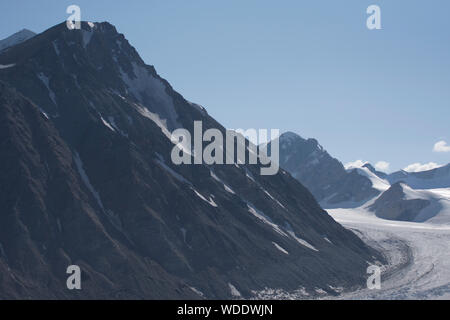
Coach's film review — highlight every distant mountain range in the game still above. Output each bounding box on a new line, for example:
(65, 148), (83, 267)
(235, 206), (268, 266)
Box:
(0, 23), (381, 299)
(274, 132), (450, 223)
(0, 29), (36, 53)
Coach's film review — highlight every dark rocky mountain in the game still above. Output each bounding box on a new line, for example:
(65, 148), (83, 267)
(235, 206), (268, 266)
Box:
(272, 132), (380, 208)
(0, 22), (381, 299)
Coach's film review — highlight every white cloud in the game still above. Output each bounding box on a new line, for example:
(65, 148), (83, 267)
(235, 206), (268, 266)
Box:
(404, 162), (442, 173)
(344, 160), (367, 170)
(433, 140), (450, 153)
(375, 161), (390, 172)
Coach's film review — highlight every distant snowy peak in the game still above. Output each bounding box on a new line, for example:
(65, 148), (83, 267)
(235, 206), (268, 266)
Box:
(345, 160), (369, 170)
(0, 29), (36, 52)
(348, 161), (450, 190)
(387, 163), (450, 189)
(350, 167), (390, 192)
(362, 163), (388, 179)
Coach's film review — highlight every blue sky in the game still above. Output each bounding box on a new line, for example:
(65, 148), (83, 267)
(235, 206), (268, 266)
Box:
(1, 0), (449, 172)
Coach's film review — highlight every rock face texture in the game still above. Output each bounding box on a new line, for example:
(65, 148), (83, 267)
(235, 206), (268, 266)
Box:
(0, 22), (380, 299)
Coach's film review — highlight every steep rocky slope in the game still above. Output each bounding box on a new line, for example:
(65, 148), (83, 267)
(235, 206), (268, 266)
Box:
(0, 22), (380, 299)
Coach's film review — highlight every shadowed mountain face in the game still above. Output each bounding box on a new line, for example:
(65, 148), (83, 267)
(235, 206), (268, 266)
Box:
(0, 22), (380, 299)
(273, 132), (380, 208)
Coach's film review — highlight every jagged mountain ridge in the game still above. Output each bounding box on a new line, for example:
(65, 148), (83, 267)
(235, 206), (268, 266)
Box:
(270, 132), (380, 208)
(385, 164), (450, 190)
(0, 22), (380, 299)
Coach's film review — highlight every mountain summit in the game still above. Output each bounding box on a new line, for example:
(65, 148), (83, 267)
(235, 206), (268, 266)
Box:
(0, 28), (36, 52)
(271, 132), (380, 208)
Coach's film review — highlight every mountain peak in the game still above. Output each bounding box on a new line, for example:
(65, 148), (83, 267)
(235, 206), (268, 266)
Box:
(0, 28), (36, 52)
(362, 163), (376, 171)
(16, 28), (36, 36)
(279, 131), (304, 145)
(280, 131), (301, 139)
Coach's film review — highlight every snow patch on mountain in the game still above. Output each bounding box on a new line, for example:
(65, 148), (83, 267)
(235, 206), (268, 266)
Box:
(154, 153), (192, 186)
(285, 222), (319, 251)
(100, 116), (115, 132)
(189, 287), (204, 298)
(192, 188), (218, 207)
(228, 283), (242, 298)
(247, 202), (288, 237)
(351, 167), (390, 192)
(107, 116), (128, 137)
(0, 64), (15, 69)
(134, 103), (172, 138)
(272, 242), (289, 255)
(210, 170), (236, 194)
(73, 152), (105, 211)
(37, 72), (57, 106)
(263, 189), (286, 210)
(120, 62), (180, 130)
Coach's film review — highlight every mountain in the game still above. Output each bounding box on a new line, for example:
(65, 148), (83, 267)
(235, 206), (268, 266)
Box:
(368, 182), (450, 223)
(386, 164), (450, 189)
(369, 183), (431, 221)
(273, 132), (381, 208)
(364, 164), (450, 223)
(0, 29), (36, 53)
(0, 22), (381, 299)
